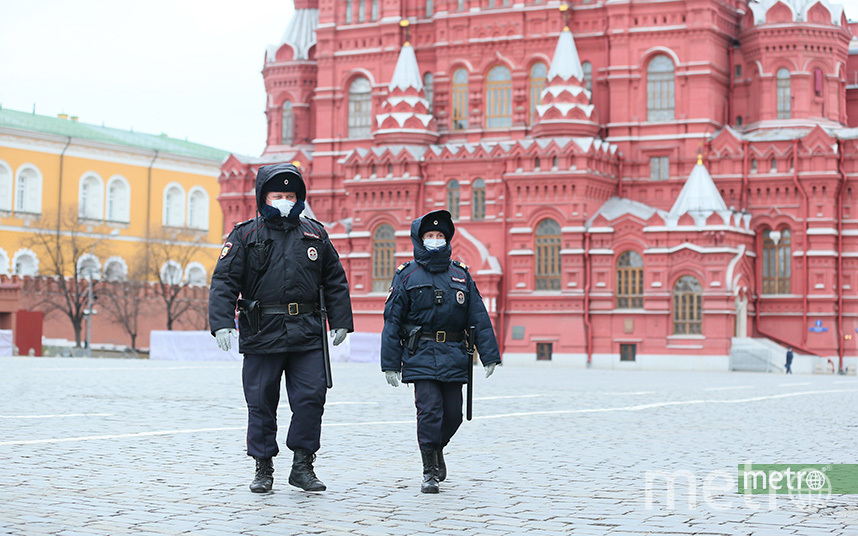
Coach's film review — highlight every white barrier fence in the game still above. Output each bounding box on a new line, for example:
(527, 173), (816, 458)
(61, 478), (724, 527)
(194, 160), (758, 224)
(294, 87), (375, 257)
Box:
(0, 329), (13, 356)
(149, 330), (381, 363)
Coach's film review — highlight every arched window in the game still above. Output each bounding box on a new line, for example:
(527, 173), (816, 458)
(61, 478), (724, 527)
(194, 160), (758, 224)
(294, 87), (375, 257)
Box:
(188, 188), (209, 230)
(447, 180), (460, 220)
(425, 0), (433, 17)
(106, 176), (130, 222)
(15, 166), (42, 215)
(358, 0), (365, 22)
(673, 276), (702, 335)
(372, 224), (396, 292)
(0, 161), (12, 212)
(582, 61), (593, 91)
(103, 257), (128, 282)
(452, 68), (469, 130)
(423, 73), (434, 113)
(762, 228), (791, 294)
(0, 247), (9, 275)
(529, 62), (547, 124)
(371, 0), (378, 20)
(160, 260), (183, 285)
(457, 0), (465, 10)
(471, 178), (486, 221)
(163, 184), (185, 227)
(777, 68), (791, 119)
(486, 65), (512, 128)
(348, 77), (372, 138)
(77, 254), (101, 280)
(79, 174), (103, 220)
(616, 251), (644, 308)
(281, 101), (293, 145)
(184, 262), (207, 287)
(12, 249), (38, 276)
(346, 0), (352, 23)
(535, 218), (561, 290)
(647, 54), (675, 121)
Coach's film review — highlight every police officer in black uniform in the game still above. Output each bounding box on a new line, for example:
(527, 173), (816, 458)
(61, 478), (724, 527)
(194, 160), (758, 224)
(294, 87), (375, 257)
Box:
(380, 210), (501, 493)
(209, 163), (353, 493)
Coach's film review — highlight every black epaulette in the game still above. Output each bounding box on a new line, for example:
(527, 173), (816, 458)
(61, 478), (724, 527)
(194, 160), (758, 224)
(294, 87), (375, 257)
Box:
(233, 217), (256, 230)
(396, 261), (412, 273)
(302, 216), (326, 228)
(452, 259), (469, 270)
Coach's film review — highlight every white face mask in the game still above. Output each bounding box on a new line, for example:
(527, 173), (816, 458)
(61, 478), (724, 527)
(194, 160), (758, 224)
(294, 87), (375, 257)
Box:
(270, 198), (295, 217)
(423, 238), (446, 251)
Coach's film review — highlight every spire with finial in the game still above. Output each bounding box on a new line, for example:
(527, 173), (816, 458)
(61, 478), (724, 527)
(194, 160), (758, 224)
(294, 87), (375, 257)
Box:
(668, 156), (730, 225)
(373, 20), (438, 145)
(531, 4), (599, 138)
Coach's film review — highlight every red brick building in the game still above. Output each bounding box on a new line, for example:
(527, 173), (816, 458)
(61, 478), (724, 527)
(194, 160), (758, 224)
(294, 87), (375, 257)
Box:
(218, 0), (858, 372)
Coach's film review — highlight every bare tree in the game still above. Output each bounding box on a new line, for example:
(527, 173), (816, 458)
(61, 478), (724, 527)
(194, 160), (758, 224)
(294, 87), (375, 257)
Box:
(146, 230), (213, 330)
(25, 209), (104, 347)
(96, 250), (148, 350)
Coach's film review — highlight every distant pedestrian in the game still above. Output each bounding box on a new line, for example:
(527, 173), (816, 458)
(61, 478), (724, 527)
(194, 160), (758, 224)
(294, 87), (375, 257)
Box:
(785, 347), (794, 374)
(380, 210), (501, 493)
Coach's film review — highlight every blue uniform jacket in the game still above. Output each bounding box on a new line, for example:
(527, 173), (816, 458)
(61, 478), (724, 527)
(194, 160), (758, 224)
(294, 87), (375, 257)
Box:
(380, 214), (501, 383)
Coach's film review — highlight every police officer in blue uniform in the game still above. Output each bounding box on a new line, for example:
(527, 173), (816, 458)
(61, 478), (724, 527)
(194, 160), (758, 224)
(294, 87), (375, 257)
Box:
(209, 163), (353, 493)
(380, 210), (501, 493)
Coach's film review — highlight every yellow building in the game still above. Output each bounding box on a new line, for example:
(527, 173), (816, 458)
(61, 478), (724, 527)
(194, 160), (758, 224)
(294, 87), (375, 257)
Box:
(0, 107), (228, 284)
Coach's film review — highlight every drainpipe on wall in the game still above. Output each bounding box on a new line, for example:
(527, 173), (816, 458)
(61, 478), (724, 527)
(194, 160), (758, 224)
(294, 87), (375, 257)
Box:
(617, 152), (624, 199)
(499, 177), (510, 358)
(792, 139), (809, 349)
(145, 150), (159, 241)
(584, 231), (593, 366)
(57, 136), (72, 230)
(836, 139), (847, 373)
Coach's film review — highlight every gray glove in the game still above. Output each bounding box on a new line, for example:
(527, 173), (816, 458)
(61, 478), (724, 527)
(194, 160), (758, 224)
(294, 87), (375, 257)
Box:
(485, 363), (497, 378)
(385, 371), (401, 387)
(330, 328), (348, 346)
(215, 328), (238, 352)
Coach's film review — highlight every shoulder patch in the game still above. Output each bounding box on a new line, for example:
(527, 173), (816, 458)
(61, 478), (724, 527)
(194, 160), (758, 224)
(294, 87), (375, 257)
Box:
(396, 261), (412, 273)
(452, 259), (468, 270)
(302, 230), (321, 239)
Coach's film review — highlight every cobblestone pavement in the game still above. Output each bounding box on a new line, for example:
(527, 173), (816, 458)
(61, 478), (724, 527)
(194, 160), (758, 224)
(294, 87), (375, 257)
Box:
(1, 356), (857, 536)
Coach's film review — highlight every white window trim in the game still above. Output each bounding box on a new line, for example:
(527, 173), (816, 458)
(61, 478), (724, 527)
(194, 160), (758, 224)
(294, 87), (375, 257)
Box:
(106, 175), (131, 223)
(12, 248), (39, 276)
(187, 186), (210, 231)
(78, 171), (105, 221)
(77, 253), (102, 280)
(160, 260), (184, 285)
(103, 256), (129, 282)
(162, 182), (187, 227)
(0, 160), (13, 212)
(0, 247), (9, 275)
(184, 261), (208, 286)
(14, 164), (43, 215)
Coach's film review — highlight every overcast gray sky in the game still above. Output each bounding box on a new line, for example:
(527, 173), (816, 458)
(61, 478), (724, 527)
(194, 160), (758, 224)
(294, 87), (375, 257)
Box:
(2, 0), (857, 158)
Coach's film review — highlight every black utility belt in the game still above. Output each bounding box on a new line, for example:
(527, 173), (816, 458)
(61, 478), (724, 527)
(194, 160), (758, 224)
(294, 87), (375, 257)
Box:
(419, 330), (466, 343)
(260, 303), (317, 316)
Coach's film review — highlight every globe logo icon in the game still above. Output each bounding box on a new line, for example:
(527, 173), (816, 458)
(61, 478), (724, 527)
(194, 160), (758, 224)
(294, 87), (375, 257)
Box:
(805, 471), (826, 491)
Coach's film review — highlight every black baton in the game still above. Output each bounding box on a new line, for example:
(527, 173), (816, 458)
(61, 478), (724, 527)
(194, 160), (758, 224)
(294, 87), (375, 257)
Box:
(466, 326), (475, 421)
(319, 286), (333, 389)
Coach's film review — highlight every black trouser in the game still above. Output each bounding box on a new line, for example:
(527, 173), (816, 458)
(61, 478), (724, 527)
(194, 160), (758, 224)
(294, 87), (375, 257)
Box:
(242, 350), (327, 458)
(413, 380), (463, 450)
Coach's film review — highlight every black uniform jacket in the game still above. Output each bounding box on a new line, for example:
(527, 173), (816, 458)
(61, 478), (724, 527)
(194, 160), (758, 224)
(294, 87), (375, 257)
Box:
(380, 213), (501, 383)
(209, 163), (353, 354)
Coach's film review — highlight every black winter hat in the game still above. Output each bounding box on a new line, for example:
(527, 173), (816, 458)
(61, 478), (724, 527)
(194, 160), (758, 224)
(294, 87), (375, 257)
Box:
(418, 210), (454, 240)
(262, 172), (302, 195)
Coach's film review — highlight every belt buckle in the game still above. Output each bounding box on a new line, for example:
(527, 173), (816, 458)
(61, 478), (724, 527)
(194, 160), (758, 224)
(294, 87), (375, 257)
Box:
(288, 303), (299, 316)
(435, 331), (446, 343)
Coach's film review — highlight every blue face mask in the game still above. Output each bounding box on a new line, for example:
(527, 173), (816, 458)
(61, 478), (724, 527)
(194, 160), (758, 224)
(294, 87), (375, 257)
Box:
(423, 238), (446, 251)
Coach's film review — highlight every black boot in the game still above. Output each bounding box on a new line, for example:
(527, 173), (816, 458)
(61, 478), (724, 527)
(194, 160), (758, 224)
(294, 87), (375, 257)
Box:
(249, 457), (274, 493)
(420, 448), (440, 494)
(288, 449), (326, 491)
(437, 448), (446, 482)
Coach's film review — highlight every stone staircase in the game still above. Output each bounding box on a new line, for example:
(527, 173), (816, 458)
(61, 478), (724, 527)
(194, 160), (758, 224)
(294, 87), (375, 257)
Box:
(729, 338), (786, 372)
